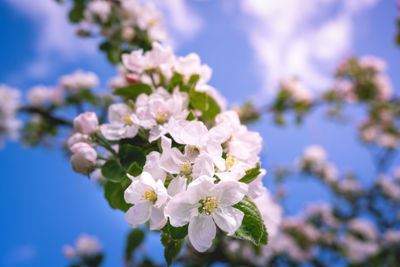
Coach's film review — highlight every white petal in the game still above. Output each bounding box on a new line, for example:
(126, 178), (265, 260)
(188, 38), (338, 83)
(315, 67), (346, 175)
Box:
(165, 191), (199, 227)
(125, 202), (152, 228)
(150, 206), (167, 230)
(154, 179), (168, 208)
(143, 151), (167, 182)
(124, 180), (152, 204)
(100, 123), (126, 140)
(212, 180), (248, 206)
(139, 172), (157, 189)
(124, 125), (138, 138)
(188, 214), (216, 252)
(108, 103), (131, 123)
(167, 176), (187, 197)
(192, 153), (214, 179)
(213, 206), (244, 235)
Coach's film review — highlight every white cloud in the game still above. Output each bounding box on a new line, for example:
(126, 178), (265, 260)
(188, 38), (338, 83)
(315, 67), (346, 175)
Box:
(5, 0), (97, 79)
(153, 0), (204, 47)
(238, 0), (380, 96)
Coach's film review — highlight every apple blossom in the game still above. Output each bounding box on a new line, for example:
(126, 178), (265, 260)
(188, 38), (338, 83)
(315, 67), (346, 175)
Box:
(124, 172), (168, 230)
(0, 85), (21, 146)
(60, 70), (99, 93)
(100, 103), (138, 140)
(165, 176), (248, 252)
(75, 234), (102, 257)
(27, 85), (62, 107)
(86, 0), (111, 23)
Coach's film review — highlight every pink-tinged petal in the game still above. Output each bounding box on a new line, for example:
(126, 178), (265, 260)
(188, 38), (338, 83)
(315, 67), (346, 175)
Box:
(188, 214), (216, 252)
(150, 206), (167, 230)
(212, 180), (248, 206)
(213, 206), (244, 235)
(125, 202), (152, 228)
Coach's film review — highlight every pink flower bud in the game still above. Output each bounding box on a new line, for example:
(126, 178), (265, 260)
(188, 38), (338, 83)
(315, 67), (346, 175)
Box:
(70, 142), (97, 174)
(73, 112), (99, 134)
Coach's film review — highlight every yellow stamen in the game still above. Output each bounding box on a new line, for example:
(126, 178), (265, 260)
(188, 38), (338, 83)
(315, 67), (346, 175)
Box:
(199, 196), (219, 215)
(123, 114), (133, 126)
(225, 153), (237, 170)
(178, 159), (192, 176)
(142, 190), (157, 203)
(155, 112), (167, 124)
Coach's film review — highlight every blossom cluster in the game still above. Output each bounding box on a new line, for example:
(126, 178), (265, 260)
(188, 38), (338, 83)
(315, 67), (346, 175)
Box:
(63, 233), (103, 267)
(84, 0), (166, 41)
(334, 55), (393, 103)
(298, 145), (338, 185)
(0, 85), (22, 146)
(67, 42), (269, 255)
(272, 78), (313, 125)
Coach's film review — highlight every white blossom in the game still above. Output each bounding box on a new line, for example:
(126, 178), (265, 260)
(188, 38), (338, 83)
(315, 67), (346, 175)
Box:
(27, 85), (62, 107)
(100, 103), (138, 140)
(376, 175), (400, 201)
(124, 172), (168, 230)
(86, 0), (111, 23)
(60, 70), (99, 93)
(75, 234), (102, 257)
(165, 176), (248, 252)
(0, 85), (21, 146)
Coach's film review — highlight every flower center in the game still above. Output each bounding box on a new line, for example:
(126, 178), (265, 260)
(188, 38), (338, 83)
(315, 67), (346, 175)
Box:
(122, 114), (133, 126)
(178, 159), (192, 176)
(199, 196), (219, 215)
(155, 112), (168, 124)
(225, 153), (237, 170)
(142, 190), (157, 203)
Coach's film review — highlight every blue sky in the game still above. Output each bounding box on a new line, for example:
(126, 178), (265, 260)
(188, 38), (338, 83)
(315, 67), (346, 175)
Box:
(0, 0), (399, 266)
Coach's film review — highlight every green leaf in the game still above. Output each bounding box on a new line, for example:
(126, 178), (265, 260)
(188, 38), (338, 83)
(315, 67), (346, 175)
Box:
(190, 91), (221, 121)
(186, 111), (195, 121)
(168, 220), (188, 240)
(127, 162), (143, 177)
(104, 176), (132, 212)
(239, 164), (261, 184)
(232, 195), (268, 246)
(102, 159), (125, 182)
(188, 74), (200, 88)
(114, 83), (152, 99)
(125, 229), (145, 261)
(161, 231), (184, 266)
(69, 0), (85, 23)
(169, 73), (184, 91)
(260, 223), (268, 245)
(106, 45), (121, 65)
(119, 144), (146, 170)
